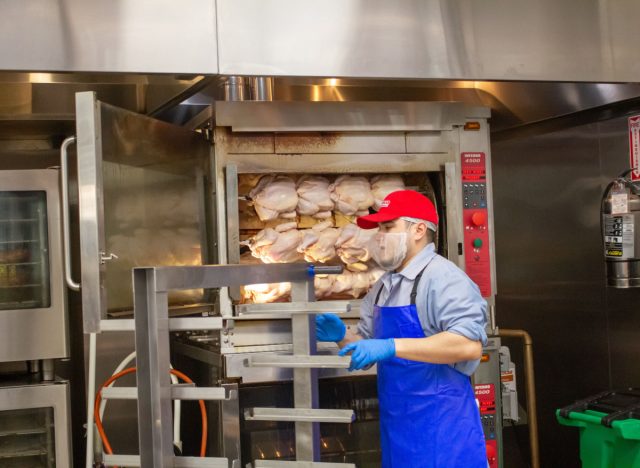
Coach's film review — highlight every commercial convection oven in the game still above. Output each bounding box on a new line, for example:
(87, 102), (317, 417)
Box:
(171, 101), (502, 467)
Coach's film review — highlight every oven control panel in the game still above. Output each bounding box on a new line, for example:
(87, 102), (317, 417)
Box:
(461, 152), (492, 297)
(475, 383), (498, 468)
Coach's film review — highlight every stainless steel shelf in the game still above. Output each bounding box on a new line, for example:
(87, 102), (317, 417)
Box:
(0, 219), (38, 223)
(0, 240), (38, 245)
(100, 316), (225, 332)
(244, 408), (355, 424)
(0, 427), (48, 437)
(103, 454), (230, 467)
(236, 301), (351, 316)
(246, 354), (350, 369)
(0, 300), (40, 309)
(0, 284), (43, 289)
(101, 385), (232, 401)
(0, 447), (48, 459)
(0, 196), (41, 203)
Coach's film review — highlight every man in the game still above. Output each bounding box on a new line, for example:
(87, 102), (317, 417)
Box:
(316, 190), (488, 467)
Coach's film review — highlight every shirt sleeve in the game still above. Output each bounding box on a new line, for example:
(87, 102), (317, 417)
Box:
(357, 281), (380, 339)
(423, 265), (488, 345)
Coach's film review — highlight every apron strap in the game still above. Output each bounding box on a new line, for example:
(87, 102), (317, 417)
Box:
(374, 281), (385, 306)
(374, 254), (438, 306)
(409, 256), (437, 305)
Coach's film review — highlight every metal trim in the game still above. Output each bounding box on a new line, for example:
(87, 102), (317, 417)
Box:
(76, 91), (106, 333)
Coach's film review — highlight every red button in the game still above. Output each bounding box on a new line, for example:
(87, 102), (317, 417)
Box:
(486, 443), (496, 460)
(472, 211), (487, 226)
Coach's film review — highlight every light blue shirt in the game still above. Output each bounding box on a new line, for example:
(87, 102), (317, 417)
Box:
(357, 243), (488, 376)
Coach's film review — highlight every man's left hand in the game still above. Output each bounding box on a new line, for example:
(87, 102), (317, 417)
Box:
(339, 338), (396, 371)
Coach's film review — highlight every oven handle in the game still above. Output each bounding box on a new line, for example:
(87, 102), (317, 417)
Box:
(61, 136), (81, 291)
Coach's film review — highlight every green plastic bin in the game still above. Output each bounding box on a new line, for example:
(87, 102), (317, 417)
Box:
(557, 390), (640, 468)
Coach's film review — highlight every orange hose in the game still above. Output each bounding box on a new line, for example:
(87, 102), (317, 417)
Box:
(94, 366), (207, 467)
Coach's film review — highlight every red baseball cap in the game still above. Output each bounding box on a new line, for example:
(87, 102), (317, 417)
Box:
(357, 190), (438, 230)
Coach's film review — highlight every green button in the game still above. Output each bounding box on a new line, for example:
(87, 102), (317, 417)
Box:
(473, 238), (483, 248)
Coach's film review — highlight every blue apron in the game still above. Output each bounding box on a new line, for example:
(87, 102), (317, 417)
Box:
(373, 260), (487, 468)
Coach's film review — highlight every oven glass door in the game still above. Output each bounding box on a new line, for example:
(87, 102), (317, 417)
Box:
(0, 191), (51, 311)
(0, 406), (56, 467)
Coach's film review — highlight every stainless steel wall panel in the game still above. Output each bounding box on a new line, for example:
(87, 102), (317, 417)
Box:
(217, 0), (640, 82)
(0, 0), (218, 74)
(492, 125), (610, 468)
(596, 116), (640, 390)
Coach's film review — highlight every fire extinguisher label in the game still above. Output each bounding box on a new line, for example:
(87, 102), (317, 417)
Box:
(611, 192), (629, 214)
(605, 215), (634, 258)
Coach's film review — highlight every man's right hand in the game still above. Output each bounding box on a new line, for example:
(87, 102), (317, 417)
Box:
(315, 313), (346, 342)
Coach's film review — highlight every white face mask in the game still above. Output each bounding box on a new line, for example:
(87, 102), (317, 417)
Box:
(369, 231), (408, 271)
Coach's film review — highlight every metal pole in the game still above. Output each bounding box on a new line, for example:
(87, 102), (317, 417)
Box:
(290, 278), (320, 461)
(250, 77), (274, 101)
(134, 268), (173, 468)
(224, 76), (247, 101)
(85, 333), (96, 468)
(221, 383), (241, 467)
(498, 329), (539, 468)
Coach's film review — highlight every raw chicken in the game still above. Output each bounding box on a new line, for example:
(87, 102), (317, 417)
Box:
(240, 264), (384, 303)
(314, 275), (335, 299)
(296, 176), (334, 219)
(371, 175), (405, 210)
(367, 267), (385, 287)
(328, 267), (385, 299)
(297, 221), (341, 263)
(249, 175), (299, 221)
(243, 282), (291, 303)
(335, 224), (378, 271)
(330, 271), (369, 298)
(329, 175), (374, 216)
(245, 222), (304, 263)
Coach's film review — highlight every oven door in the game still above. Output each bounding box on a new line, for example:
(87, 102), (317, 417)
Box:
(0, 381), (72, 467)
(0, 169), (67, 362)
(72, 92), (212, 332)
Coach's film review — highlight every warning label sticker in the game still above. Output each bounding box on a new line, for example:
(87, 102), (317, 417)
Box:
(629, 115), (640, 181)
(605, 215), (634, 258)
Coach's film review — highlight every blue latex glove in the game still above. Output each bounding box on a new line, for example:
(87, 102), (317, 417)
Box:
(339, 339), (396, 371)
(315, 313), (346, 342)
